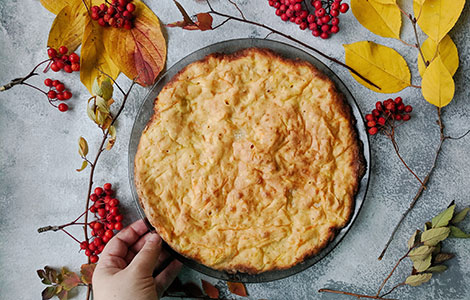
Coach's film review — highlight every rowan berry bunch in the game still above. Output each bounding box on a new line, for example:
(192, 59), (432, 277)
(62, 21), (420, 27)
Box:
(91, 0), (136, 30)
(44, 78), (72, 112)
(80, 183), (124, 263)
(365, 97), (413, 135)
(268, 0), (349, 39)
(47, 46), (80, 73)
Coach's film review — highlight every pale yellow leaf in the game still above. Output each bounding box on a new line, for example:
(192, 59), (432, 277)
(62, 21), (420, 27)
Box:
(78, 136), (88, 157)
(76, 160), (88, 172)
(351, 0), (401, 39)
(373, 0), (396, 4)
(47, 1), (88, 52)
(109, 125), (116, 139)
(40, 0), (73, 15)
(414, 0), (465, 42)
(421, 56), (455, 107)
(418, 35), (459, 77)
(344, 41), (411, 93)
(80, 19), (120, 93)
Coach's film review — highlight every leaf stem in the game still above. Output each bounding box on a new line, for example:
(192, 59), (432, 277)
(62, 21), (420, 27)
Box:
(318, 289), (398, 300)
(203, 0), (380, 89)
(376, 247), (413, 296)
(379, 283), (406, 298)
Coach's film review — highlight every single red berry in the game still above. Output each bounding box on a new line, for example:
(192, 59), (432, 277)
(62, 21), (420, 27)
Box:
(54, 60), (64, 70)
(105, 203), (111, 211)
(405, 105), (413, 113)
(63, 65), (72, 73)
(105, 230), (114, 239)
(98, 209), (107, 218)
(85, 249), (92, 256)
(48, 48), (58, 58)
(299, 22), (308, 30)
(69, 53), (80, 63)
(110, 207), (119, 216)
(330, 25), (339, 33)
(59, 46), (68, 55)
(102, 235), (110, 243)
(44, 78), (53, 87)
(307, 14), (315, 23)
(320, 32), (329, 39)
(110, 198), (120, 207)
(385, 102), (395, 111)
(375, 101), (383, 111)
(378, 117), (386, 125)
(104, 14), (111, 23)
(90, 255), (99, 263)
(331, 2), (340, 10)
(274, 2), (280, 9)
(397, 103), (405, 111)
(286, 9), (294, 17)
(316, 18), (323, 26)
(91, 5), (100, 13)
(58, 103), (68, 112)
(365, 114), (374, 121)
(368, 127), (378, 135)
(80, 241), (89, 250)
(372, 109), (380, 117)
(114, 222), (123, 230)
(98, 18), (107, 26)
(48, 90), (57, 99)
(95, 187), (104, 196)
(50, 63), (60, 72)
(294, 16), (302, 24)
(275, 8), (282, 16)
(321, 15), (330, 24)
(71, 63), (80, 72)
(281, 13), (289, 21)
(402, 114), (411, 121)
(52, 80), (60, 86)
(93, 222), (103, 230)
(331, 17), (340, 26)
(55, 83), (65, 92)
(312, 29), (321, 37)
(90, 206), (97, 213)
(299, 10), (308, 18)
(63, 91), (72, 100)
(321, 24), (330, 32)
(313, 0), (322, 9)
(394, 114), (402, 121)
(115, 214), (123, 222)
(330, 9), (339, 17)
(108, 5), (116, 15)
(100, 3), (108, 11)
(90, 193), (98, 202)
(103, 183), (112, 191)
(293, 3), (302, 11)
(394, 96), (402, 105)
(315, 8), (325, 17)
(91, 11), (100, 20)
(340, 3), (349, 13)
(98, 245), (105, 252)
(57, 92), (65, 101)
(118, 0), (127, 7)
(367, 121), (376, 127)
(94, 237), (103, 246)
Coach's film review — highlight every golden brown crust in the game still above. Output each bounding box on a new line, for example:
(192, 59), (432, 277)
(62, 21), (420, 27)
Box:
(135, 48), (365, 274)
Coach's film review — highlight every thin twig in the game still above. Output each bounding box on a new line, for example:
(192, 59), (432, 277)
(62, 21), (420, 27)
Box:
(318, 289), (398, 300)
(446, 129), (470, 140)
(203, 0), (380, 89)
(379, 283), (406, 298)
(390, 135), (425, 187)
(61, 228), (81, 244)
(376, 247), (413, 296)
(409, 84), (421, 89)
(227, 0), (246, 20)
(0, 59), (51, 91)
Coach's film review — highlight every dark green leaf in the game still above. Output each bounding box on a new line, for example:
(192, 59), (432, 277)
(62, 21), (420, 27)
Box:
(450, 226), (470, 238)
(405, 273), (433, 286)
(426, 265), (448, 273)
(452, 207), (470, 224)
(434, 253), (454, 263)
(432, 204), (455, 228)
(421, 227), (450, 246)
(42, 286), (57, 300)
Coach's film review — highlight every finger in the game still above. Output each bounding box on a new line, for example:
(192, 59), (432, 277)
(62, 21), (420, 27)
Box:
(101, 219), (149, 259)
(130, 231), (155, 253)
(155, 260), (183, 298)
(128, 233), (162, 276)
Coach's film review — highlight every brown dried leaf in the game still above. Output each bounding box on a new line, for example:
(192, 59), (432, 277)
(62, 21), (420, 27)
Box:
(434, 252), (454, 263)
(44, 266), (59, 284)
(227, 282), (248, 297)
(78, 136), (88, 157)
(167, 2), (213, 32)
(37, 269), (51, 285)
(105, 138), (115, 151)
(76, 160), (88, 172)
(201, 280), (219, 299)
(61, 268), (81, 291)
(57, 289), (68, 300)
(80, 264), (96, 285)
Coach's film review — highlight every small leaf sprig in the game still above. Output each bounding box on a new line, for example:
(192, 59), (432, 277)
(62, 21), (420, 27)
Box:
(37, 264), (95, 300)
(318, 202), (470, 299)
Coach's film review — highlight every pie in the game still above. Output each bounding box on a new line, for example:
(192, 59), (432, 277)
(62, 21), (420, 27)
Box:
(134, 48), (365, 274)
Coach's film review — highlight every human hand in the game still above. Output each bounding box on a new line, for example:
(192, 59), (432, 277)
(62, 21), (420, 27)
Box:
(92, 219), (182, 300)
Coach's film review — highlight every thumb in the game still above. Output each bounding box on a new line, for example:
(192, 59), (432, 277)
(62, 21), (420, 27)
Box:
(128, 233), (162, 276)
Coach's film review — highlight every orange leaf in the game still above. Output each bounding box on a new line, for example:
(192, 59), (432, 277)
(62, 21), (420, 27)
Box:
(103, 0), (167, 86)
(80, 263), (96, 285)
(80, 18), (120, 93)
(227, 282), (248, 297)
(201, 280), (219, 299)
(47, 0), (88, 52)
(167, 1), (213, 31)
(40, 0), (73, 15)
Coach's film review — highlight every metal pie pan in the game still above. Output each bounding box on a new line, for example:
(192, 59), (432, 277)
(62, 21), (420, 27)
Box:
(128, 38), (370, 283)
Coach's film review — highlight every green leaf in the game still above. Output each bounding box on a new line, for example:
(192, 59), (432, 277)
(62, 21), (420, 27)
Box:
(421, 227), (450, 246)
(435, 252), (454, 263)
(42, 286), (57, 300)
(408, 230), (421, 249)
(76, 160), (88, 172)
(452, 207), (470, 224)
(78, 137), (88, 157)
(409, 245), (434, 261)
(80, 264), (96, 285)
(432, 204), (455, 228)
(413, 254), (432, 272)
(426, 265), (448, 273)
(450, 226), (470, 238)
(37, 269), (51, 285)
(405, 273), (433, 286)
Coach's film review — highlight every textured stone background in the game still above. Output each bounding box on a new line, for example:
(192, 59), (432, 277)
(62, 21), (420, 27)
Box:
(0, 1), (469, 299)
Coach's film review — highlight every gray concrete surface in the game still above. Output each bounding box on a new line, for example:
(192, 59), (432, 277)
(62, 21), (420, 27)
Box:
(0, 0), (469, 299)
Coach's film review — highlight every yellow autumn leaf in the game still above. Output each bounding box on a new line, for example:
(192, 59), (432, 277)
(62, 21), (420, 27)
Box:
(414, 0), (465, 42)
(344, 41), (410, 93)
(40, 0), (73, 15)
(351, 0), (401, 39)
(80, 19), (120, 93)
(421, 56), (455, 107)
(373, 0), (396, 4)
(47, 0), (88, 52)
(418, 35), (459, 77)
(102, 0), (167, 86)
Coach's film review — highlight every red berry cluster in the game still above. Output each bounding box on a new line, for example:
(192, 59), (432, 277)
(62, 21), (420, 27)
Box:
(47, 46), (80, 73)
(366, 97), (413, 135)
(44, 78), (72, 112)
(80, 183), (124, 263)
(268, 0), (349, 39)
(91, 0), (136, 30)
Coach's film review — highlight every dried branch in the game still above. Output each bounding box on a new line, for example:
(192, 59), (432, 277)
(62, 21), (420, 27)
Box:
(0, 59), (51, 91)
(318, 289), (398, 300)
